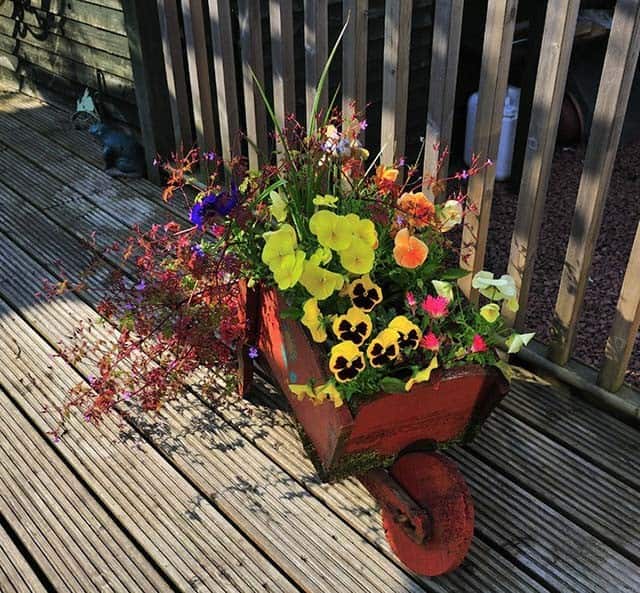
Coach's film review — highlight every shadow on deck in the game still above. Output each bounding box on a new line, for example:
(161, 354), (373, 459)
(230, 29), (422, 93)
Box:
(0, 92), (639, 593)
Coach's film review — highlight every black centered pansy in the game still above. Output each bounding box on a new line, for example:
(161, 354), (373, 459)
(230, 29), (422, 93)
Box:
(329, 341), (366, 383)
(332, 307), (373, 346)
(366, 329), (401, 368)
(389, 315), (422, 350)
(347, 275), (382, 312)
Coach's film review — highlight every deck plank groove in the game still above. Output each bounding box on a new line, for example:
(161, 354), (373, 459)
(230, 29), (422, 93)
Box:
(0, 92), (639, 592)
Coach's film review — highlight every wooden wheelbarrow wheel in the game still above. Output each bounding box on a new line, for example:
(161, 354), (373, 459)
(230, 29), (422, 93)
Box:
(382, 452), (474, 576)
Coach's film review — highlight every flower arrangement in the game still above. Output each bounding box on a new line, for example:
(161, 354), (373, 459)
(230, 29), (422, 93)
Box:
(48, 47), (534, 437)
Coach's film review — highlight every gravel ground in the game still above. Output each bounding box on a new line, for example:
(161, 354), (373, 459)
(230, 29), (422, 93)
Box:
(482, 142), (640, 389)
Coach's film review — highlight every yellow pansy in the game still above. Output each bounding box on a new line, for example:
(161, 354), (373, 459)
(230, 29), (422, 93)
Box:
(271, 250), (305, 290)
(388, 316), (422, 350)
(480, 303), (501, 323)
(309, 210), (353, 251)
(301, 298), (327, 343)
(405, 356), (439, 391)
(269, 190), (288, 222)
(436, 199), (463, 232)
(314, 381), (344, 407)
(299, 260), (344, 300)
(432, 280), (454, 302)
(347, 275), (383, 312)
(313, 194), (339, 208)
(309, 246), (332, 266)
(339, 241), (375, 275)
(261, 224), (298, 268)
(332, 307), (372, 346)
(345, 214), (378, 249)
(329, 341), (366, 383)
(367, 328), (401, 368)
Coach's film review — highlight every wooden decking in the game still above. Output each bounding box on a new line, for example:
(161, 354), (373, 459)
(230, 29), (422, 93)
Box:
(0, 91), (639, 593)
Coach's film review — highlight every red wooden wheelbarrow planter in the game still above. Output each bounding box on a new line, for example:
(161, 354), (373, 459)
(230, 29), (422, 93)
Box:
(240, 285), (509, 576)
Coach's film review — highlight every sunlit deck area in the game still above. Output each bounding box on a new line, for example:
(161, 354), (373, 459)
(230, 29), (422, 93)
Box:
(0, 92), (639, 593)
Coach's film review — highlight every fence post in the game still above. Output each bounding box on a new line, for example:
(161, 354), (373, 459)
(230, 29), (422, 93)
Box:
(458, 0), (518, 302)
(504, 0), (580, 329)
(121, 0), (175, 183)
(422, 0), (463, 191)
(549, 0), (640, 365)
(342, 0), (368, 125)
(380, 0), (412, 165)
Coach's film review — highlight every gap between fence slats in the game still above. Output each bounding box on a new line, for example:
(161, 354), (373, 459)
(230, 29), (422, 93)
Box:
(598, 220), (640, 391)
(182, 0), (218, 154)
(304, 0), (328, 127)
(549, 0), (640, 365)
(504, 0), (581, 329)
(238, 0), (269, 168)
(422, 0), (464, 196)
(156, 0), (193, 150)
(209, 0), (240, 162)
(342, 0), (368, 126)
(380, 0), (412, 165)
(458, 0), (518, 302)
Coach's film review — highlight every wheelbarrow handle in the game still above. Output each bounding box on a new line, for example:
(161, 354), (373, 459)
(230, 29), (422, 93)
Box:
(359, 468), (432, 545)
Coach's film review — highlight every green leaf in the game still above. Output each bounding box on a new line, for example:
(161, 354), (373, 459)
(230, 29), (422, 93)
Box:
(379, 376), (407, 393)
(280, 307), (302, 320)
(441, 267), (470, 281)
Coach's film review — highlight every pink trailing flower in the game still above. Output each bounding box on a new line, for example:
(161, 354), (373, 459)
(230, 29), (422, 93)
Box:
(421, 295), (449, 319)
(471, 334), (488, 353)
(420, 332), (440, 352)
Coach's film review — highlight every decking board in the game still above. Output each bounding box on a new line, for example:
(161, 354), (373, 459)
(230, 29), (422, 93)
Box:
(0, 148), (553, 593)
(1, 91), (639, 592)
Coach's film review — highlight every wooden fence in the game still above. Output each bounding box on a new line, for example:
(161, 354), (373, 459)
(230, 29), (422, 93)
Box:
(123, 0), (640, 397)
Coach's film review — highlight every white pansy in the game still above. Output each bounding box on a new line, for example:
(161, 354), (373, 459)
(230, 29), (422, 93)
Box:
(472, 271), (516, 300)
(432, 280), (454, 302)
(506, 332), (536, 354)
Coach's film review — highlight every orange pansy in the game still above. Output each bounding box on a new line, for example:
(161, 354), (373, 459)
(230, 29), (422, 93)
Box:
(393, 228), (429, 269)
(397, 191), (435, 229)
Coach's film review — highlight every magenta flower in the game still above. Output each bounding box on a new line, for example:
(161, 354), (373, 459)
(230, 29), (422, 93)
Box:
(421, 295), (449, 319)
(471, 334), (488, 353)
(420, 332), (440, 352)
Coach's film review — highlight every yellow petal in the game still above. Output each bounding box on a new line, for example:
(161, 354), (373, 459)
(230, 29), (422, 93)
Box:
(269, 191), (288, 222)
(405, 356), (439, 392)
(480, 303), (501, 323)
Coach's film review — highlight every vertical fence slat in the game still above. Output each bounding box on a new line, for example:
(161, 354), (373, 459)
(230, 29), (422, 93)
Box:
(238, 0), (268, 168)
(380, 0), (412, 165)
(504, 0), (580, 329)
(182, 0), (217, 153)
(598, 221), (640, 391)
(422, 0), (463, 192)
(458, 0), (518, 302)
(549, 0), (640, 365)
(121, 0), (174, 182)
(270, 0), (296, 133)
(342, 0), (368, 119)
(157, 0), (193, 149)
(209, 0), (240, 162)
(304, 0), (328, 126)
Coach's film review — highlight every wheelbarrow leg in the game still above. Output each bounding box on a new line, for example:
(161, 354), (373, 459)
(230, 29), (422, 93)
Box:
(362, 452), (474, 576)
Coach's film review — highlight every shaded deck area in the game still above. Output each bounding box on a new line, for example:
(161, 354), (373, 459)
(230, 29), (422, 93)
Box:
(0, 92), (639, 593)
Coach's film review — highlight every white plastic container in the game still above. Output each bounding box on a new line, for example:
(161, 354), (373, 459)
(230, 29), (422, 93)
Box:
(464, 86), (520, 181)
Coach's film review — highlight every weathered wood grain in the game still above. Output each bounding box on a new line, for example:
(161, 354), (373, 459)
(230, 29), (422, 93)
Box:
(342, 0), (368, 121)
(422, 0), (463, 192)
(380, 0), (412, 164)
(0, 523), (48, 593)
(458, 0), (518, 302)
(504, 0), (581, 328)
(550, 0), (640, 365)
(598, 221), (640, 391)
